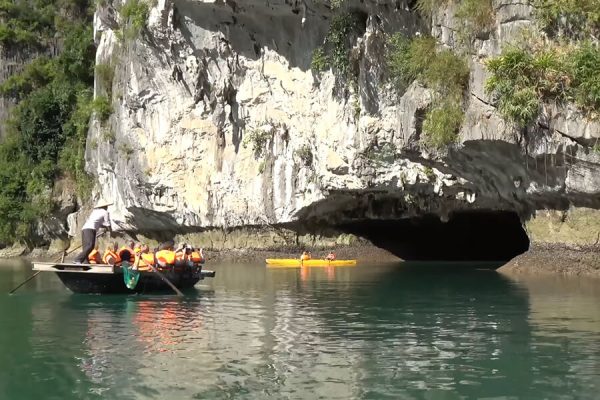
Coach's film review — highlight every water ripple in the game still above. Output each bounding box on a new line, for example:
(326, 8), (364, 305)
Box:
(1, 264), (600, 399)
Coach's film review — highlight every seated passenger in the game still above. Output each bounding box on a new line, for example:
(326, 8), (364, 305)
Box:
(156, 248), (176, 267)
(189, 247), (205, 265)
(175, 243), (189, 266)
(158, 240), (175, 251)
(325, 251), (336, 261)
(87, 246), (102, 264)
(300, 251), (311, 261)
(118, 241), (136, 264)
(134, 251), (155, 271)
(103, 243), (121, 265)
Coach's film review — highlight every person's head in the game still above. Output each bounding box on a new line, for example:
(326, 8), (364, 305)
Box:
(159, 240), (175, 251)
(112, 242), (119, 251)
(128, 240), (135, 249)
(141, 244), (150, 253)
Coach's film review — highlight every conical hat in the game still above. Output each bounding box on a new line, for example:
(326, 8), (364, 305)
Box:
(94, 199), (113, 208)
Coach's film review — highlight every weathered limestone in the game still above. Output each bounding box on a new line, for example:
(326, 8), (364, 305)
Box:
(526, 208), (600, 248)
(75, 0), (600, 249)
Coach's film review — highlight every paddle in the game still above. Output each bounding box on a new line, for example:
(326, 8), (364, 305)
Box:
(8, 231), (105, 295)
(147, 263), (184, 297)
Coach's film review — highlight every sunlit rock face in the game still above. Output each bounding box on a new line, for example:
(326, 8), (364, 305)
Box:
(84, 0), (600, 239)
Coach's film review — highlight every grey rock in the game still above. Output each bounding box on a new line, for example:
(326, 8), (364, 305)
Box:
(74, 0), (600, 238)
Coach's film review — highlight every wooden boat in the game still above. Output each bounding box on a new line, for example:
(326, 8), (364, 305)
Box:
(32, 261), (215, 294)
(265, 259), (357, 267)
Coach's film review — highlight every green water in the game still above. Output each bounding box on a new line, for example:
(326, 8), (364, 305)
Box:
(1, 261), (599, 399)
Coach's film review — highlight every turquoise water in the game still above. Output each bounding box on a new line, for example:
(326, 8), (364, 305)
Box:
(1, 260), (599, 399)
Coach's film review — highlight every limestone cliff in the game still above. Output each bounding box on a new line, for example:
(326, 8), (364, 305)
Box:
(83, 0), (600, 249)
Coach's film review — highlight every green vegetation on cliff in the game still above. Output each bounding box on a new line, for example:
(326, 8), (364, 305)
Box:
(118, 0), (151, 40)
(387, 34), (469, 149)
(416, 0), (495, 45)
(311, 12), (361, 78)
(486, 42), (600, 127)
(485, 1), (600, 128)
(0, 0), (95, 245)
(532, 0), (599, 39)
(0, 0), (57, 47)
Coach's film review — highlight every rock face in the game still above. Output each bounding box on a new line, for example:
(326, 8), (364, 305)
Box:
(86, 0), (600, 244)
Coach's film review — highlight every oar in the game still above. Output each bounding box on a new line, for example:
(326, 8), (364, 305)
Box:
(147, 263), (184, 297)
(8, 231), (105, 295)
(7, 271), (42, 295)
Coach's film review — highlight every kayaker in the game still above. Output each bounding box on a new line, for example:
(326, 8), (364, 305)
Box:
(74, 199), (113, 263)
(300, 251), (311, 261)
(325, 251), (336, 261)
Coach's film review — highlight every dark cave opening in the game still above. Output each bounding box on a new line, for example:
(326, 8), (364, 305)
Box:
(338, 211), (530, 262)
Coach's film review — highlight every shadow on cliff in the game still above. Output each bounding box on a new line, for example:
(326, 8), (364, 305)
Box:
(172, 0), (420, 72)
(173, 0), (329, 71)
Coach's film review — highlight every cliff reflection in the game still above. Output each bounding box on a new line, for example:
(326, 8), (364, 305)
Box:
(505, 274), (600, 398)
(3, 262), (600, 399)
(508, 275), (600, 335)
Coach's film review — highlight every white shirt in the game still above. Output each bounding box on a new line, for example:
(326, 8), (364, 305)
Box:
(82, 208), (111, 231)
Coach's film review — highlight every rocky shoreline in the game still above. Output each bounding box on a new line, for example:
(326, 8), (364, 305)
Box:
(499, 244), (600, 277)
(0, 243), (402, 265)
(201, 244), (402, 264)
(2, 241), (600, 276)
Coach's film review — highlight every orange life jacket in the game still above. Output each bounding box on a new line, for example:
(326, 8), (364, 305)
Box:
(175, 251), (188, 263)
(88, 249), (102, 264)
(117, 246), (135, 264)
(134, 253), (155, 271)
(155, 250), (176, 266)
(103, 250), (121, 265)
(190, 250), (204, 264)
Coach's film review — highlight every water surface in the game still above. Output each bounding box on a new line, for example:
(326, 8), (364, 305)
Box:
(1, 260), (599, 399)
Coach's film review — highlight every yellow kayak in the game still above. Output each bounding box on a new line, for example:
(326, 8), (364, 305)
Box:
(265, 259), (357, 267)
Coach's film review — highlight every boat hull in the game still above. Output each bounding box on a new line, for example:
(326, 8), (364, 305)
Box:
(56, 270), (203, 294)
(265, 259), (357, 267)
(33, 262), (215, 294)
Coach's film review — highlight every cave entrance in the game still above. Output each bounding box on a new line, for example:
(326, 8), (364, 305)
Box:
(338, 211), (529, 262)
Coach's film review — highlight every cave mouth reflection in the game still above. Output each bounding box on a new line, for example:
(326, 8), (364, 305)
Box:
(338, 210), (530, 262)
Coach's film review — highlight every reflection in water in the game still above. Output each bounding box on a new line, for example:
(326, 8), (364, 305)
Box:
(1, 262), (600, 399)
(507, 274), (600, 399)
(512, 275), (600, 335)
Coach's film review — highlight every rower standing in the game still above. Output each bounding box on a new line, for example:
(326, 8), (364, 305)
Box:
(74, 199), (113, 264)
